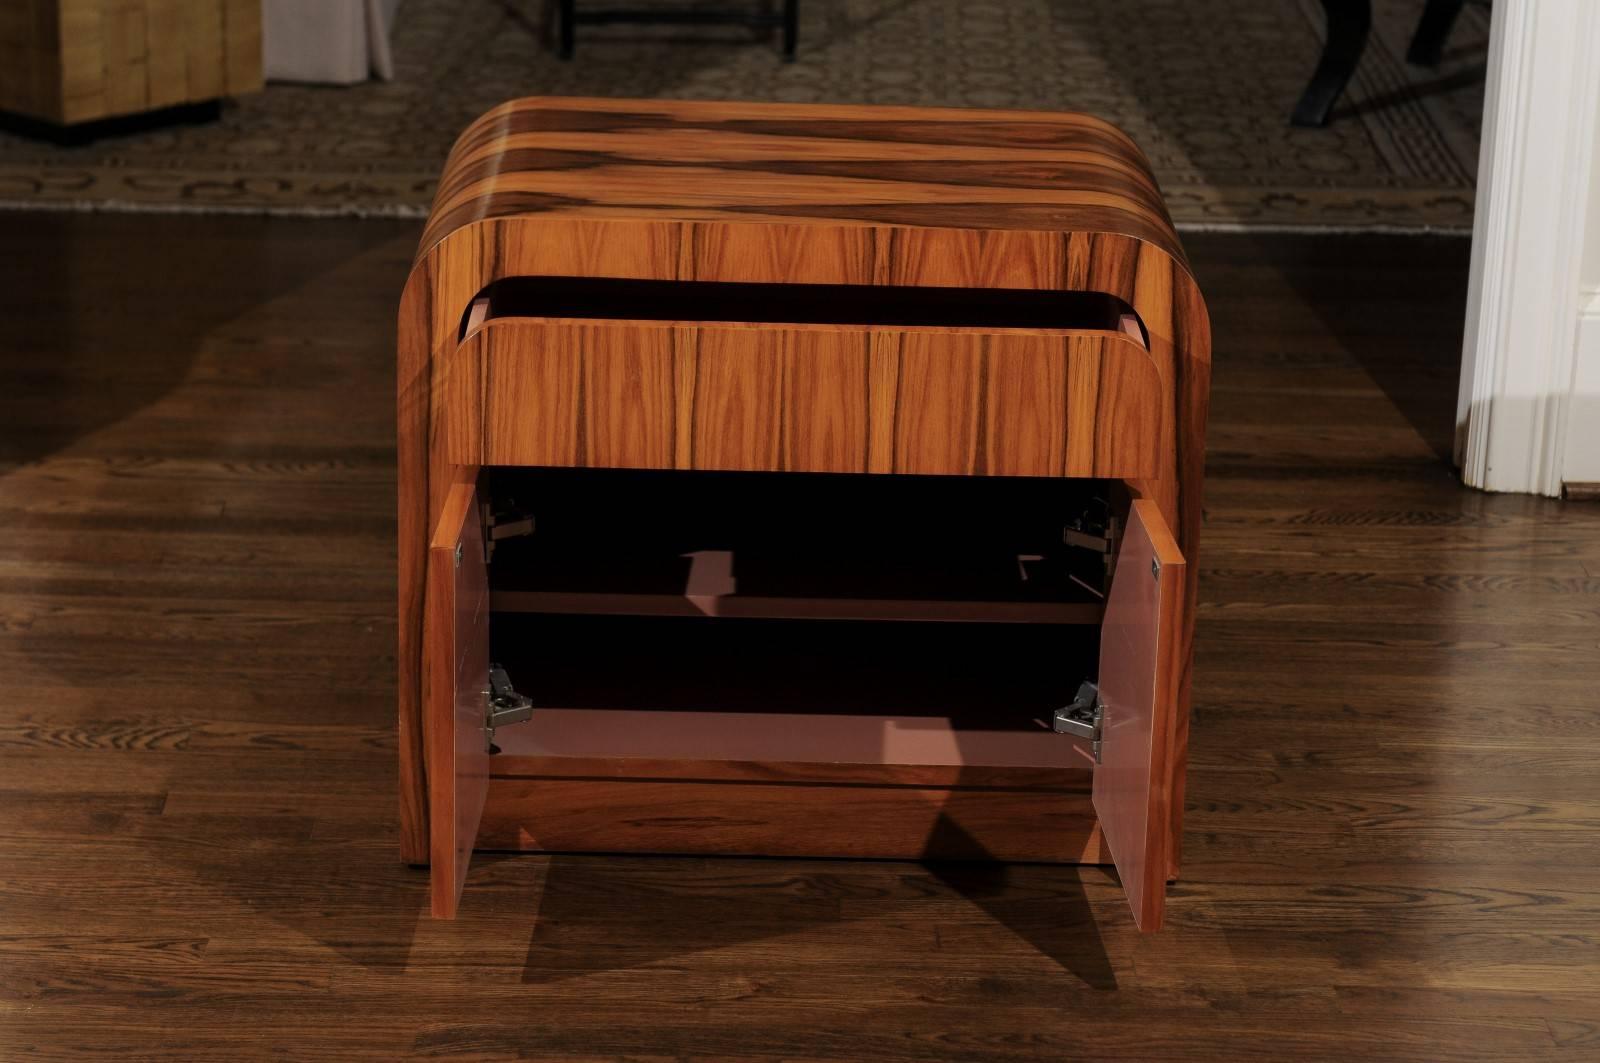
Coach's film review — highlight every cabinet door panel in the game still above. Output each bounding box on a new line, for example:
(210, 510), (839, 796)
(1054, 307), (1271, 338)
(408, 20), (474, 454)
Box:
(427, 472), (490, 918)
(1094, 499), (1184, 932)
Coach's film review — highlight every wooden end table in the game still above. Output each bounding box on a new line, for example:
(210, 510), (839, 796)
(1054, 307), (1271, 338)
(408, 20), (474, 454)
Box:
(397, 97), (1211, 932)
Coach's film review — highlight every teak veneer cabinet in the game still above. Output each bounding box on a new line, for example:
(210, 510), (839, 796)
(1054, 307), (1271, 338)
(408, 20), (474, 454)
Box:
(398, 97), (1211, 932)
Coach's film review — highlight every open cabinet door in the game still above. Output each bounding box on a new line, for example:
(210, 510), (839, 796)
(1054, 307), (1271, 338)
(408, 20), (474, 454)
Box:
(1094, 499), (1185, 932)
(427, 472), (490, 918)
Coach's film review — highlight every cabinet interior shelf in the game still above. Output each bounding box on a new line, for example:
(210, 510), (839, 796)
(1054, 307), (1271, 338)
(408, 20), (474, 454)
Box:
(491, 706), (1091, 771)
(486, 612), (1099, 773)
(490, 543), (1105, 625)
(486, 467), (1113, 627)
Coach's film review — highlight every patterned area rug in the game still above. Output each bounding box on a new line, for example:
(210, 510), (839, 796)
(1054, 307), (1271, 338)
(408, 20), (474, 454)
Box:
(0, 0), (1488, 231)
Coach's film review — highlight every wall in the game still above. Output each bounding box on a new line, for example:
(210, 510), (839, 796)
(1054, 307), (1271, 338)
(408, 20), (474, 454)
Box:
(1565, 86), (1600, 489)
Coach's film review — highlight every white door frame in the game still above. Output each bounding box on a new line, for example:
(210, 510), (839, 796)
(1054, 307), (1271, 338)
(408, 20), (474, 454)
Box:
(1456, 0), (1600, 496)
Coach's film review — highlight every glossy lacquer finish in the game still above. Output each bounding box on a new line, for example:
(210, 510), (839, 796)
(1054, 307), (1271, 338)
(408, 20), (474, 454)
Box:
(426, 473), (489, 918)
(1094, 500), (1186, 932)
(16, 210), (1594, 1060)
(397, 97), (1212, 877)
(447, 318), (1164, 480)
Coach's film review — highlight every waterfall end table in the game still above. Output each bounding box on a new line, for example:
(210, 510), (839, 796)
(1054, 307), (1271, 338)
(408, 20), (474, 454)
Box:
(397, 97), (1210, 931)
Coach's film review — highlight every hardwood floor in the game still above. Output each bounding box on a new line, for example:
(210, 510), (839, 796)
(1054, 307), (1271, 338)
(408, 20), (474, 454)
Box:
(2, 213), (1597, 1061)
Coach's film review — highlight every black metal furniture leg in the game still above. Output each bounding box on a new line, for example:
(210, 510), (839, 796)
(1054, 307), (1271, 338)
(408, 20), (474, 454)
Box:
(1291, 0), (1372, 128)
(554, 0), (798, 59)
(782, 0), (799, 60)
(558, 0), (576, 59)
(1406, 0), (1467, 67)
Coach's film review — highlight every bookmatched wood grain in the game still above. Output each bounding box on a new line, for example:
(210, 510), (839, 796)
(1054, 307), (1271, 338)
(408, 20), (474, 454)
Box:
(397, 97), (1212, 871)
(418, 99), (1185, 263)
(447, 317), (1163, 479)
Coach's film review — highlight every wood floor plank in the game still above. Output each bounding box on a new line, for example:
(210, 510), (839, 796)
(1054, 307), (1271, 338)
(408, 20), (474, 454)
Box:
(2, 214), (1597, 1059)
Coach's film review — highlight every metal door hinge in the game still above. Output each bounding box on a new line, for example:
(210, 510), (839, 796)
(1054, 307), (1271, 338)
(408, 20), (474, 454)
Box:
(1062, 513), (1115, 555)
(485, 663), (534, 752)
(1052, 680), (1103, 763)
(1063, 502), (1117, 598)
(483, 501), (535, 563)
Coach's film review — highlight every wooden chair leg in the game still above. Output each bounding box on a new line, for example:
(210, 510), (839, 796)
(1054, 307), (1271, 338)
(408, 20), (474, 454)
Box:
(1407, 0), (1468, 67)
(1291, 0), (1372, 128)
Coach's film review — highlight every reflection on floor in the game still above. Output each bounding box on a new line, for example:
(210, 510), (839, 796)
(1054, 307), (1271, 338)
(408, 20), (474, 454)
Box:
(2, 214), (1596, 1061)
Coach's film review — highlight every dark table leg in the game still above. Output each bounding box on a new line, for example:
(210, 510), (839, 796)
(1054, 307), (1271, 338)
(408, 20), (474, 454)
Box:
(781, 0), (798, 60)
(558, 0), (576, 59)
(1292, 0), (1372, 127)
(554, 0), (797, 59)
(1406, 0), (1467, 67)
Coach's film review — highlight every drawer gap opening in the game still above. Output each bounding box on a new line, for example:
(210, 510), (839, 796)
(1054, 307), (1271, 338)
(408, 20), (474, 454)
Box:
(462, 276), (1147, 345)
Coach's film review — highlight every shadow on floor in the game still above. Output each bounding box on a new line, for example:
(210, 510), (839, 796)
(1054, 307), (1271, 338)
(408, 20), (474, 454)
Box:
(922, 860), (1118, 991)
(515, 846), (1115, 989)
(152, 815), (428, 973)
(1329, 63), (1488, 124)
(0, 212), (404, 468)
(1186, 230), (1472, 466)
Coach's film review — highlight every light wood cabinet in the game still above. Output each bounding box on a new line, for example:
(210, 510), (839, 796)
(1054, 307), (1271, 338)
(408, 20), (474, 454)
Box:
(0, 0), (261, 126)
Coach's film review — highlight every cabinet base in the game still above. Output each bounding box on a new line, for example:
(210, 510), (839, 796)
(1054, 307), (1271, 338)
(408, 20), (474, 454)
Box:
(478, 771), (1107, 864)
(0, 100), (223, 145)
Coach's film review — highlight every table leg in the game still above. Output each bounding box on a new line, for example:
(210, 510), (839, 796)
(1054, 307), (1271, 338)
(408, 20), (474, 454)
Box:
(782, 0), (798, 60)
(1406, 0), (1468, 67)
(558, 0), (576, 59)
(1291, 0), (1372, 127)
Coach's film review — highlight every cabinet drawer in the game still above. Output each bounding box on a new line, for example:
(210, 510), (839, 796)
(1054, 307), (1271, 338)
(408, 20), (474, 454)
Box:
(440, 279), (1165, 480)
(426, 468), (1183, 930)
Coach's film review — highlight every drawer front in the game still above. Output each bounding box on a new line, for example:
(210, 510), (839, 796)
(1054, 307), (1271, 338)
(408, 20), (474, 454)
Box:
(426, 472), (490, 919)
(1094, 498), (1185, 932)
(446, 318), (1163, 480)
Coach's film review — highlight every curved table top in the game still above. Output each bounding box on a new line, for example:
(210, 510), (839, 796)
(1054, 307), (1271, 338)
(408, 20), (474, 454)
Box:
(394, 96), (1212, 878)
(416, 96), (1189, 273)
